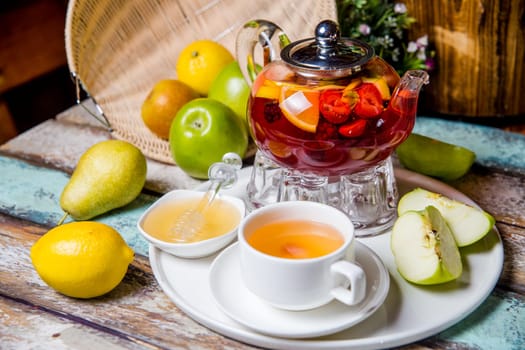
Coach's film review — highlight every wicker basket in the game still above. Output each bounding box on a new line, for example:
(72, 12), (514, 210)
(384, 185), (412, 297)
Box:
(65, 0), (337, 164)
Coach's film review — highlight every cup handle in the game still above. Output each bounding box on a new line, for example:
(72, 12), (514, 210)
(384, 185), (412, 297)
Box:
(330, 260), (366, 305)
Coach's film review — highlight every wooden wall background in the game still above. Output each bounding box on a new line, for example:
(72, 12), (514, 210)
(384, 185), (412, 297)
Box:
(405, 0), (525, 118)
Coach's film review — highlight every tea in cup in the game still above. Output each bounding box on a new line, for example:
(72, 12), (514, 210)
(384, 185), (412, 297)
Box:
(238, 201), (366, 310)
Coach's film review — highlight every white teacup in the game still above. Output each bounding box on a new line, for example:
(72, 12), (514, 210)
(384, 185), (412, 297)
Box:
(238, 201), (366, 311)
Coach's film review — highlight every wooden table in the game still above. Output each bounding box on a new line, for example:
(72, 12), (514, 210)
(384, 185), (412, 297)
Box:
(1, 102), (524, 349)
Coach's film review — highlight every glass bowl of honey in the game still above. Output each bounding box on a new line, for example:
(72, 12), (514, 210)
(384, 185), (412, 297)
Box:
(137, 190), (245, 258)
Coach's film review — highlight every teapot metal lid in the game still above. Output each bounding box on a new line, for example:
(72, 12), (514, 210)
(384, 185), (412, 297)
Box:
(280, 20), (374, 78)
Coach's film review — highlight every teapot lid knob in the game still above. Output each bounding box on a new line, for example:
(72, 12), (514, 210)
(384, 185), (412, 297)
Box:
(280, 20), (374, 77)
(315, 20), (340, 48)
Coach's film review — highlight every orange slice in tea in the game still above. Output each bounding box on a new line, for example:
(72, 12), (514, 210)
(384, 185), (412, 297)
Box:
(255, 79), (281, 100)
(267, 140), (293, 158)
(279, 86), (320, 133)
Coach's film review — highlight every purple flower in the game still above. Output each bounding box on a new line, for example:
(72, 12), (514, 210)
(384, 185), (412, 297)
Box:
(358, 23), (371, 36)
(425, 57), (436, 71)
(394, 3), (407, 14)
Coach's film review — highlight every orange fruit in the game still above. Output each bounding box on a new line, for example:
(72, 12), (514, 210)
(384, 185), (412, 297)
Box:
(176, 40), (234, 96)
(141, 79), (199, 139)
(279, 86), (320, 133)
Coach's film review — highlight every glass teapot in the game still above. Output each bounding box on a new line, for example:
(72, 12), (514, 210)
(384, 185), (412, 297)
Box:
(236, 19), (429, 235)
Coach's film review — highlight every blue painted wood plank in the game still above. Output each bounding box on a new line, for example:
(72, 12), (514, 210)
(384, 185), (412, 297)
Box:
(0, 155), (155, 257)
(414, 117), (525, 173)
(438, 289), (525, 349)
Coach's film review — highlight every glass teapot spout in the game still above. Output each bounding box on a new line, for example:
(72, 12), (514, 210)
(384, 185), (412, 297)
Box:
(390, 70), (430, 113)
(398, 70), (430, 94)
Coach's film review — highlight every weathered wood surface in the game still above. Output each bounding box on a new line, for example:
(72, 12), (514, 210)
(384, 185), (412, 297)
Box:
(1, 203), (523, 350)
(0, 296), (147, 350)
(0, 215), (256, 350)
(1, 102), (524, 349)
(0, 101), (203, 194)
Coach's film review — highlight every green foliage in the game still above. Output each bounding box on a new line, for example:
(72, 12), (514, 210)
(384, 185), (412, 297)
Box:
(337, 0), (434, 74)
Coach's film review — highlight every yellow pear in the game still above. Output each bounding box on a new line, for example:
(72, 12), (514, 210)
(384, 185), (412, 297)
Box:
(60, 140), (147, 221)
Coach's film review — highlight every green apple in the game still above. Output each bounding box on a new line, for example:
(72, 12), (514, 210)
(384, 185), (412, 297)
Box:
(398, 188), (495, 247)
(396, 133), (476, 181)
(391, 205), (463, 285)
(169, 98), (248, 179)
(208, 61), (250, 128)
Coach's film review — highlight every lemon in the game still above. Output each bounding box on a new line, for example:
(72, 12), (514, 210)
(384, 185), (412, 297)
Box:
(141, 79), (199, 139)
(396, 133), (476, 180)
(176, 40), (234, 96)
(30, 222), (134, 299)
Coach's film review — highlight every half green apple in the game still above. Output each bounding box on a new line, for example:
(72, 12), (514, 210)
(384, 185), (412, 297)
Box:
(398, 188), (495, 247)
(391, 205), (462, 285)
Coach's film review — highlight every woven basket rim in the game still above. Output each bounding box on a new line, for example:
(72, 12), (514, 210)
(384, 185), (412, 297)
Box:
(64, 0), (338, 165)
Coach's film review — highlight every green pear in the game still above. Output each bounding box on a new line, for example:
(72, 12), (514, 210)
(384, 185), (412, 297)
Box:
(391, 206), (463, 285)
(60, 140), (147, 221)
(398, 188), (495, 247)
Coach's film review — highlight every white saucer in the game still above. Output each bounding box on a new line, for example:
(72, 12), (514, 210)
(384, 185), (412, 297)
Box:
(209, 241), (390, 339)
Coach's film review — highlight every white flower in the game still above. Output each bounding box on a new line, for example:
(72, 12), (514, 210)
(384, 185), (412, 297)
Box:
(394, 3), (407, 14)
(377, 36), (394, 48)
(416, 35), (428, 48)
(391, 48), (400, 62)
(417, 49), (427, 61)
(385, 16), (397, 28)
(407, 41), (418, 53)
(393, 27), (403, 39)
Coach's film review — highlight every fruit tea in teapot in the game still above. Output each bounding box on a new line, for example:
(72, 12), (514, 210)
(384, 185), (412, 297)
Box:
(237, 20), (429, 235)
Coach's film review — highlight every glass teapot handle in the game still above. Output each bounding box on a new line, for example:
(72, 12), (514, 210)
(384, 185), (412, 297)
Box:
(235, 20), (291, 86)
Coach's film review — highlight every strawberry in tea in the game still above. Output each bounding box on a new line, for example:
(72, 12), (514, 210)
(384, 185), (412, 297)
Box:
(246, 58), (428, 176)
(247, 219), (344, 259)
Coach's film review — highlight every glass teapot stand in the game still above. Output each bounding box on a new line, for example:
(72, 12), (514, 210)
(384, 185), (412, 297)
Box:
(246, 151), (398, 237)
